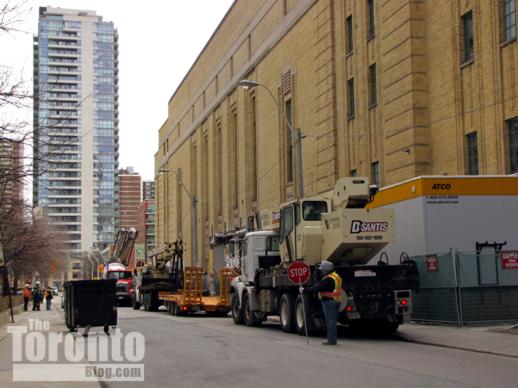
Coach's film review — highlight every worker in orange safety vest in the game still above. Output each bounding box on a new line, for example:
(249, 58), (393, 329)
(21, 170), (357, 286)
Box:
(300, 261), (343, 345)
(22, 284), (31, 311)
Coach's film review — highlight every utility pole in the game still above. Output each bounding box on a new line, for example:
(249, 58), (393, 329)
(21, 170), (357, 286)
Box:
(159, 168), (198, 267)
(295, 128), (304, 198)
(238, 79), (304, 199)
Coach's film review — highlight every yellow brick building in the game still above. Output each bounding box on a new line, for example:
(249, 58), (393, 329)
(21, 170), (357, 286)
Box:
(155, 0), (518, 268)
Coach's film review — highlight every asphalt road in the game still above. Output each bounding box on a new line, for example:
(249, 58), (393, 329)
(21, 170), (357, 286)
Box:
(2, 299), (517, 388)
(108, 305), (518, 388)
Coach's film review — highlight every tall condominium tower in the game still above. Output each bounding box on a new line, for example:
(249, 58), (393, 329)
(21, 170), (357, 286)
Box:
(142, 180), (155, 200)
(33, 7), (119, 264)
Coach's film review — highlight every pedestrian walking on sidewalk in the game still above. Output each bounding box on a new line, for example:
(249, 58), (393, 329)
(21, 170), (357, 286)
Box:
(44, 287), (53, 311)
(22, 284), (31, 311)
(32, 282), (42, 311)
(300, 261), (343, 345)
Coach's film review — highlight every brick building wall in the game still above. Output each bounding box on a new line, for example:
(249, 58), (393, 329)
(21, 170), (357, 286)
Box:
(155, 0), (518, 267)
(118, 168), (141, 230)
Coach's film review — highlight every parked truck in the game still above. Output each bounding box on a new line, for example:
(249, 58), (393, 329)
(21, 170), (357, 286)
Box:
(133, 240), (233, 315)
(158, 267), (233, 316)
(230, 177), (419, 334)
(103, 228), (138, 306)
(132, 240), (184, 311)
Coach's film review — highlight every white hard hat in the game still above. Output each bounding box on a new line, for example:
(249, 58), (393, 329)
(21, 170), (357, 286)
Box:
(319, 261), (334, 275)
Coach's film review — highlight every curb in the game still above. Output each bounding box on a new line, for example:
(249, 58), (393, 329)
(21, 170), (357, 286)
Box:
(395, 333), (518, 359)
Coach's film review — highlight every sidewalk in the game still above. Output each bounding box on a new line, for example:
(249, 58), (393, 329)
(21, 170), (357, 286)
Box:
(0, 297), (101, 387)
(397, 321), (518, 358)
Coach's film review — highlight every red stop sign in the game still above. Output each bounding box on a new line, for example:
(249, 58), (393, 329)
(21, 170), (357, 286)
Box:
(287, 261), (311, 285)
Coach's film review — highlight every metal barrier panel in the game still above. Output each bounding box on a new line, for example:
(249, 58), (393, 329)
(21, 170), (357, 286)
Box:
(456, 253), (479, 287)
(456, 251), (518, 323)
(497, 254), (518, 286)
(411, 253), (460, 323)
(460, 287), (518, 323)
(412, 288), (459, 323)
(413, 251), (518, 324)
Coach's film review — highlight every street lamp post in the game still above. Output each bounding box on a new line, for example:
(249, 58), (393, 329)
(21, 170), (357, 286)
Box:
(86, 254), (95, 279)
(159, 168), (198, 267)
(238, 79), (304, 198)
(89, 249), (100, 278)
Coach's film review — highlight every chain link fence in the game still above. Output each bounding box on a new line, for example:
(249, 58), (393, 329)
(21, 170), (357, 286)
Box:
(411, 251), (518, 325)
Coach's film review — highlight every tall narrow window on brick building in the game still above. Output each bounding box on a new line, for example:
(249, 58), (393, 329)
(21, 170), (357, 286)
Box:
(367, 0), (376, 38)
(191, 142), (198, 210)
(214, 121), (222, 217)
(371, 161), (380, 187)
(232, 110), (238, 210)
(508, 117), (518, 173)
(368, 63), (377, 107)
(346, 15), (353, 54)
(347, 78), (355, 118)
(285, 98), (294, 183)
(250, 95), (258, 203)
(466, 132), (479, 175)
(502, 0), (516, 41)
(176, 168), (182, 239)
(462, 11), (474, 63)
(202, 132), (209, 218)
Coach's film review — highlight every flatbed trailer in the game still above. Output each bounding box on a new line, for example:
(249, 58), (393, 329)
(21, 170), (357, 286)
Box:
(159, 267), (233, 316)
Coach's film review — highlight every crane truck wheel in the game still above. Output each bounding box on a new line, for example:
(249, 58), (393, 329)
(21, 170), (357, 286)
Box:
(231, 294), (244, 325)
(279, 293), (296, 333)
(242, 292), (261, 327)
(143, 293), (150, 311)
(149, 291), (159, 312)
(172, 302), (183, 316)
(131, 294), (141, 310)
(294, 295), (310, 336)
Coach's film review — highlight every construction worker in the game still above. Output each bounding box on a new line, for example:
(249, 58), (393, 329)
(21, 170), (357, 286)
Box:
(32, 282), (42, 311)
(44, 287), (53, 311)
(300, 260), (343, 345)
(22, 284), (31, 311)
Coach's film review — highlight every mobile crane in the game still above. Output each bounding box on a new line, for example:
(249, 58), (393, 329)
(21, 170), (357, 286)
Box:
(131, 240), (185, 311)
(103, 228), (138, 305)
(230, 177), (419, 334)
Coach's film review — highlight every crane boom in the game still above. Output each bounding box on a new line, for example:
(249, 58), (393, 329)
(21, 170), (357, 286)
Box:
(110, 228), (138, 266)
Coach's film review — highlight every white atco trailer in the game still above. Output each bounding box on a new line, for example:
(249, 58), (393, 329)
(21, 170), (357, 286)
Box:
(369, 175), (518, 260)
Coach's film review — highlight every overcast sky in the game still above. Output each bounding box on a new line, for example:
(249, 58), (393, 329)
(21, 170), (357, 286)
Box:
(1, 0), (234, 180)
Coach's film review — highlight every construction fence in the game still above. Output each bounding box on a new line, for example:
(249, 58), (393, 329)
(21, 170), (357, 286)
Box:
(411, 250), (518, 325)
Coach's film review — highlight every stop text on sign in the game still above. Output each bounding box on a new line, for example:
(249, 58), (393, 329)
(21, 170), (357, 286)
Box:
(287, 261), (310, 285)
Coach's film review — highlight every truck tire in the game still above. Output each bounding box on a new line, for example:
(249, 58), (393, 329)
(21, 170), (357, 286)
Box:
(149, 291), (159, 312)
(172, 302), (183, 316)
(132, 294), (141, 310)
(231, 294), (244, 325)
(143, 292), (152, 311)
(378, 319), (399, 335)
(243, 292), (261, 327)
(142, 293), (148, 311)
(279, 293), (295, 333)
(294, 295), (308, 336)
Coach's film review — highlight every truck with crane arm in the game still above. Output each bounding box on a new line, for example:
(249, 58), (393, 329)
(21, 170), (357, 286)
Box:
(230, 177), (419, 334)
(132, 239), (233, 316)
(103, 228), (139, 305)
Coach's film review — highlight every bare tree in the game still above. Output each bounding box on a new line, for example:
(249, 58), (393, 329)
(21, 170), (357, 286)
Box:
(0, 1), (71, 294)
(0, 197), (65, 294)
